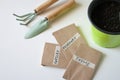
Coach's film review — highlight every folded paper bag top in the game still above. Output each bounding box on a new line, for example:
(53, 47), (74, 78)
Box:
(63, 44), (102, 80)
(53, 24), (87, 61)
(41, 43), (68, 68)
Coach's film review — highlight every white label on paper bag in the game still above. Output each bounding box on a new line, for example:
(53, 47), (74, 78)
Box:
(73, 55), (95, 69)
(62, 33), (80, 51)
(53, 46), (61, 65)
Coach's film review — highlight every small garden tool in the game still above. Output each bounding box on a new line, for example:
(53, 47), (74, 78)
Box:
(25, 0), (76, 39)
(13, 0), (58, 25)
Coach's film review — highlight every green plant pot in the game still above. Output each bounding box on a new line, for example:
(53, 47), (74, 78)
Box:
(91, 26), (120, 48)
(88, 0), (120, 48)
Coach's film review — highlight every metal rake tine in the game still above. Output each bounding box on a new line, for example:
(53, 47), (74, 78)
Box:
(13, 13), (33, 18)
(20, 14), (37, 25)
(16, 13), (34, 21)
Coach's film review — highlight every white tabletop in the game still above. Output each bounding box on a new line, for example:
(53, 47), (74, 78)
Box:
(0, 0), (120, 80)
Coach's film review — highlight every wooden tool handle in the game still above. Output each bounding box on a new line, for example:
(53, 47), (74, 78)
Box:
(47, 0), (76, 21)
(35, 0), (58, 14)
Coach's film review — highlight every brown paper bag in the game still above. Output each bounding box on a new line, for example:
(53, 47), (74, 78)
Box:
(53, 24), (87, 61)
(41, 43), (68, 68)
(63, 44), (102, 80)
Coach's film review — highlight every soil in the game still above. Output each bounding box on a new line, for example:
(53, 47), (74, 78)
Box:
(91, 1), (120, 32)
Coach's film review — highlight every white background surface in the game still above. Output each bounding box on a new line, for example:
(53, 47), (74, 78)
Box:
(0, 0), (120, 80)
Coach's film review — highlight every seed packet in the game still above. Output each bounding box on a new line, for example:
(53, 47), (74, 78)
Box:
(63, 44), (102, 80)
(53, 24), (87, 61)
(41, 43), (68, 68)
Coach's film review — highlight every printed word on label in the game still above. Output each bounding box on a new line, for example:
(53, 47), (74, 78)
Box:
(62, 33), (80, 51)
(53, 46), (61, 65)
(73, 55), (95, 69)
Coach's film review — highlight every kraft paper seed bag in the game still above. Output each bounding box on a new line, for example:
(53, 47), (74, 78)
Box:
(41, 43), (68, 68)
(63, 44), (102, 80)
(53, 24), (87, 61)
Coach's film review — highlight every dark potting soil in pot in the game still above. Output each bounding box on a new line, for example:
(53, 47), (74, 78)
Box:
(91, 1), (120, 33)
